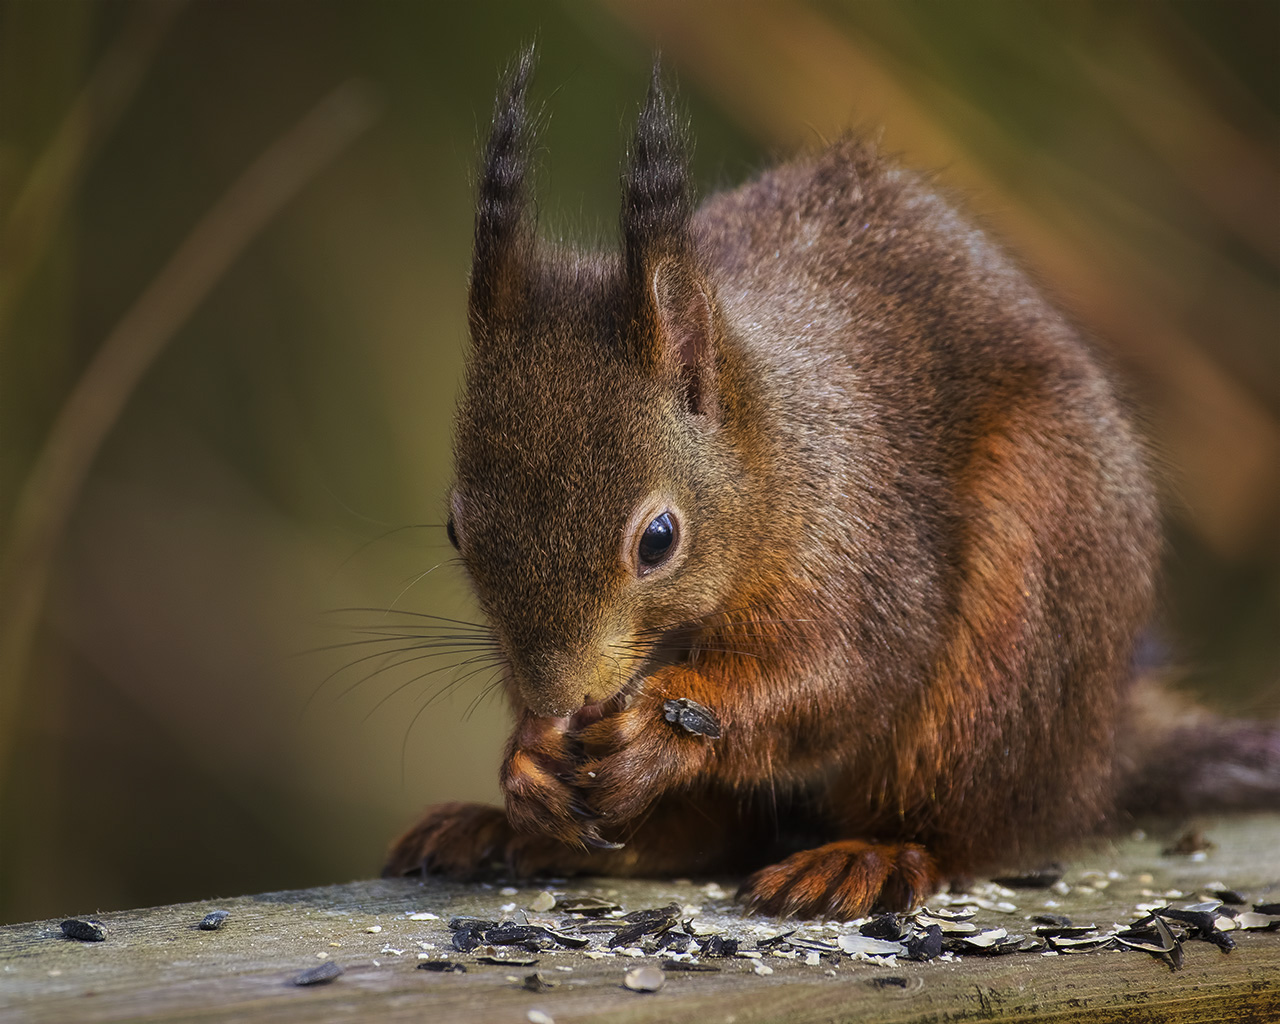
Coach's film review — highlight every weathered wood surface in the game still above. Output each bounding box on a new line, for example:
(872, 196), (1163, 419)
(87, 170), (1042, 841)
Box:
(2, 814), (1279, 1024)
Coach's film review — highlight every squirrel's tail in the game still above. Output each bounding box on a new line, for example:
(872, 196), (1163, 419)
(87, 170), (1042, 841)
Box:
(1118, 674), (1280, 817)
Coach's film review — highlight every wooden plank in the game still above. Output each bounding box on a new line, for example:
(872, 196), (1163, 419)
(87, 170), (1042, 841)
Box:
(3, 814), (1279, 1023)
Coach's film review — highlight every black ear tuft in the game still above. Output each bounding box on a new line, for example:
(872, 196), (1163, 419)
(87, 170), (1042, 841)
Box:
(621, 60), (715, 413)
(469, 46), (537, 338)
(622, 57), (694, 281)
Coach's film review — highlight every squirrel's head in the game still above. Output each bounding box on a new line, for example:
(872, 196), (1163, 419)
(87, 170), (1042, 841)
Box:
(448, 50), (756, 719)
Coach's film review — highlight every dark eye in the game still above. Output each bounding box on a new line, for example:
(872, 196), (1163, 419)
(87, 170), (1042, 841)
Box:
(637, 512), (676, 569)
(446, 517), (459, 550)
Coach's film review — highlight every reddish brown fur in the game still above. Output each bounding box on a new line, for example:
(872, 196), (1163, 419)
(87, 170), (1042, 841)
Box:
(382, 54), (1271, 919)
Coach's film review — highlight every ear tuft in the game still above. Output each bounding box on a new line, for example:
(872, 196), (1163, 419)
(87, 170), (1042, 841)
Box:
(622, 60), (717, 414)
(622, 57), (694, 279)
(469, 46), (537, 338)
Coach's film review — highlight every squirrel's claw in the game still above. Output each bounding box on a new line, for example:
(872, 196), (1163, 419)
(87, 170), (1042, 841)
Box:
(582, 832), (625, 850)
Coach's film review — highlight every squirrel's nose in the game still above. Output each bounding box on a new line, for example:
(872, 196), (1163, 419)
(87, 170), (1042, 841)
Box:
(514, 648), (624, 718)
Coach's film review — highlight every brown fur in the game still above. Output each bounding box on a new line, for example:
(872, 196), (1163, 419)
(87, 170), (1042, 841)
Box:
(383, 52), (1272, 919)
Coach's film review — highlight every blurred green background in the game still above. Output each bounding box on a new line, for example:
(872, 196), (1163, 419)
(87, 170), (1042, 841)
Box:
(1, 0), (1277, 925)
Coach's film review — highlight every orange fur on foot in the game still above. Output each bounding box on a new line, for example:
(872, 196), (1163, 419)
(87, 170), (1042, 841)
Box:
(740, 841), (941, 919)
(382, 802), (513, 879)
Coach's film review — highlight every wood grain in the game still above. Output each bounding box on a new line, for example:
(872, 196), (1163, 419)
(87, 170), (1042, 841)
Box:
(3, 814), (1278, 1023)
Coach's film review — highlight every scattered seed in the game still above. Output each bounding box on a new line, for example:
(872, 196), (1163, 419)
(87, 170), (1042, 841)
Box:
(60, 919), (106, 942)
(860, 914), (905, 940)
(293, 961), (342, 986)
(756, 929), (797, 948)
(624, 965), (665, 992)
(529, 891), (557, 913)
(417, 960), (466, 973)
(1164, 829), (1214, 855)
(526, 1011), (555, 1024)
(661, 959), (720, 972)
(904, 924), (943, 961)
(837, 935), (904, 957)
(610, 904), (680, 947)
(1032, 924), (1097, 939)
(554, 896), (621, 916)
(698, 934), (739, 957)
(990, 865), (1064, 889)
(523, 971), (558, 992)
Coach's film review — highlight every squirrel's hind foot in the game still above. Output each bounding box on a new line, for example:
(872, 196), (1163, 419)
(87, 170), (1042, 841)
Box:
(738, 840), (940, 920)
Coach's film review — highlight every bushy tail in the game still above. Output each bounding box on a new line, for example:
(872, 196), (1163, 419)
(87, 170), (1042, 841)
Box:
(1119, 675), (1280, 817)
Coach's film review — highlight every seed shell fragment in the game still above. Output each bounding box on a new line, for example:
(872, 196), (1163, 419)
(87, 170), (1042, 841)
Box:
(662, 698), (722, 739)
(293, 960), (343, 986)
(623, 965), (666, 992)
(60, 919), (107, 942)
(417, 960), (467, 973)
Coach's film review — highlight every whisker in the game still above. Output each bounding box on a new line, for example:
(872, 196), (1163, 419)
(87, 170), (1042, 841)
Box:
(304, 636), (499, 711)
(463, 673), (507, 721)
(400, 665), (506, 781)
(301, 633), (494, 656)
(359, 652), (505, 723)
(384, 563), (451, 617)
(323, 607), (492, 631)
(324, 523), (449, 588)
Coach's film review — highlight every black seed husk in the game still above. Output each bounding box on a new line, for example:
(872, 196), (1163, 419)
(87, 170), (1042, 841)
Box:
(60, 919), (106, 942)
(417, 960), (467, 972)
(662, 698), (722, 739)
(661, 959), (720, 972)
(990, 865), (1064, 889)
(293, 961), (342, 986)
(698, 934), (739, 957)
(523, 971), (557, 991)
(860, 914), (905, 940)
(903, 924), (943, 961)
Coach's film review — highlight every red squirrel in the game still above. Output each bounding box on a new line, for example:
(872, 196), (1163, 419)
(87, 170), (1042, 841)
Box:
(383, 51), (1278, 919)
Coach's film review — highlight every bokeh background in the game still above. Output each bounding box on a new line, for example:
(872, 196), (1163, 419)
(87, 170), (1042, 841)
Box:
(1, 0), (1277, 925)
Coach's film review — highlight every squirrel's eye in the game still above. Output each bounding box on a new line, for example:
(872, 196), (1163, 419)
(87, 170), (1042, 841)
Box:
(446, 517), (459, 550)
(638, 512), (676, 569)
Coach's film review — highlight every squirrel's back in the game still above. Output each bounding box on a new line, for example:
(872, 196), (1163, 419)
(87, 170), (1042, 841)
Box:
(696, 138), (1162, 872)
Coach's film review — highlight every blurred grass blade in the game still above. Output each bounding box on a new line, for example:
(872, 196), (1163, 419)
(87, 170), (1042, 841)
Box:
(0, 0), (184, 342)
(0, 79), (380, 807)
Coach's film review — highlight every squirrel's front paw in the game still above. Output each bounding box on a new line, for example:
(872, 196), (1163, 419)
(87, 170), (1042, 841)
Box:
(738, 840), (941, 919)
(382, 801), (598, 879)
(382, 801), (513, 878)
(573, 686), (716, 825)
(500, 712), (603, 847)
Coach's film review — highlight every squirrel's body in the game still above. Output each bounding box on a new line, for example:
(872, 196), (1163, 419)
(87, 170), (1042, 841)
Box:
(384, 54), (1273, 918)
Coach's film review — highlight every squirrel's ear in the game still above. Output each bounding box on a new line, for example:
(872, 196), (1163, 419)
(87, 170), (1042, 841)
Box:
(651, 258), (716, 417)
(469, 46), (537, 341)
(622, 59), (716, 416)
